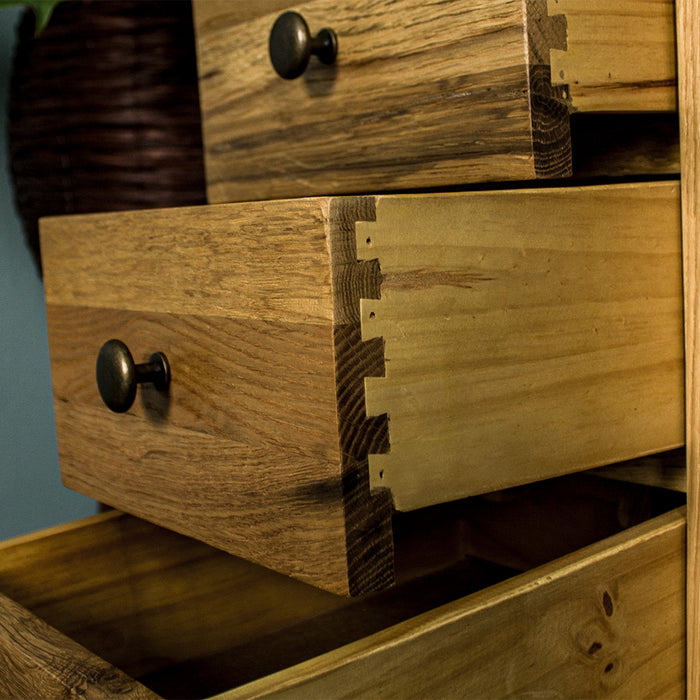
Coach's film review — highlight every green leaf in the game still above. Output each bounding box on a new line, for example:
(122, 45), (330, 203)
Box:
(0, 0), (63, 34)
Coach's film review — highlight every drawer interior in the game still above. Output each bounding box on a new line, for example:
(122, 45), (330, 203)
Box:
(0, 461), (685, 698)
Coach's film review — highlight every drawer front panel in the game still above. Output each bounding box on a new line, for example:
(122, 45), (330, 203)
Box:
(193, 0), (571, 203)
(0, 509), (685, 697)
(41, 201), (354, 595)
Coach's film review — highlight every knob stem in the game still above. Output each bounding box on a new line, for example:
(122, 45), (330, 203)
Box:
(135, 352), (170, 391)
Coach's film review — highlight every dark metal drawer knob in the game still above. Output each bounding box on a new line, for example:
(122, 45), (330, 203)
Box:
(96, 339), (170, 413)
(269, 11), (337, 79)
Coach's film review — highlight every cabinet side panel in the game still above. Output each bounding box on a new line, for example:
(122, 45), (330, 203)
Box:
(676, 0), (700, 692)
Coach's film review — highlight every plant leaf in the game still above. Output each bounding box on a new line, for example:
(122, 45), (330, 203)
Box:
(0, 0), (63, 34)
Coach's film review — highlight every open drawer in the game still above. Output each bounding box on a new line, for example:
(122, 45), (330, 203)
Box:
(40, 181), (684, 595)
(0, 503), (686, 698)
(193, 0), (677, 203)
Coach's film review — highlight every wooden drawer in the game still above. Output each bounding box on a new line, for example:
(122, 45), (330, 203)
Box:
(0, 507), (686, 698)
(193, 0), (677, 204)
(39, 181), (684, 595)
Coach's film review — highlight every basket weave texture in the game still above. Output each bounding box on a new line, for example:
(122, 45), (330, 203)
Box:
(9, 0), (207, 271)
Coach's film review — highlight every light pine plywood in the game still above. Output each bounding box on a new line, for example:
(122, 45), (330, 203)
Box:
(357, 182), (685, 511)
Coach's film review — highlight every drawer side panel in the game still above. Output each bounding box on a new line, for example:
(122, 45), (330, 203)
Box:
(357, 182), (685, 511)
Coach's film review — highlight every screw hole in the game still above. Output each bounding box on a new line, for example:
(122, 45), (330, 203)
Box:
(366, 237), (372, 245)
(604, 663), (614, 674)
(369, 311), (376, 319)
(379, 470), (384, 479)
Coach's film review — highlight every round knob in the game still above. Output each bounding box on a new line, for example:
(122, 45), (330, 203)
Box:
(269, 11), (338, 79)
(96, 339), (170, 413)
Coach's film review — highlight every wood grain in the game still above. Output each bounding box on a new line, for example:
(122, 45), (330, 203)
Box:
(328, 197), (394, 596)
(356, 182), (685, 511)
(0, 591), (157, 699)
(41, 197), (397, 596)
(221, 507), (687, 699)
(525, 0), (571, 178)
(676, 0), (700, 693)
(193, 0), (571, 204)
(40, 200), (353, 594)
(0, 511), (343, 682)
(549, 0), (677, 112)
(40, 200), (335, 324)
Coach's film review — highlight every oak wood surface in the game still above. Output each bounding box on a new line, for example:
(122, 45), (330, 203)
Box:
(40, 201), (353, 594)
(327, 197), (395, 595)
(356, 182), (685, 511)
(41, 201), (335, 324)
(40, 198), (395, 596)
(0, 590), (157, 699)
(549, 0), (677, 112)
(220, 507), (687, 699)
(676, 0), (700, 693)
(0, 511), (343, 682)
(193, 0), (571, 204)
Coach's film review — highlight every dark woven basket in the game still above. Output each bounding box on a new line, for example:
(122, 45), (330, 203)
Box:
(9, 0), (207, 272)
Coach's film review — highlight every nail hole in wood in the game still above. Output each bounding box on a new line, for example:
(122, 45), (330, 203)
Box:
(588, 642), (602, 655)
(602, 591), (613, 616)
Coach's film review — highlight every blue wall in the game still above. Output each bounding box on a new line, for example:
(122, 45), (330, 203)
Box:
(0, 8), (95, 540)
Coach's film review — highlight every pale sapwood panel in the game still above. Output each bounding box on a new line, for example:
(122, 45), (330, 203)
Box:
(676, 0), (700, 692)
(356, 183), (685, 511)
(221, 507), (687, 699)
(0, 512), (342, 681)
(193, 0), (571, 204)
(0, 592), (157, 699)
(549, 0), (677, 112)
(39, 199), (334, 324)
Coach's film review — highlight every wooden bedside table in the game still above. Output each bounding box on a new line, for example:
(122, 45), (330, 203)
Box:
(0, 0), (696, 696)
